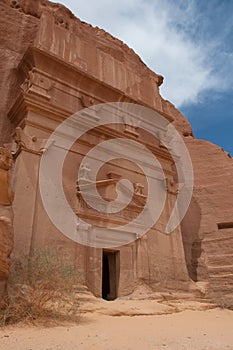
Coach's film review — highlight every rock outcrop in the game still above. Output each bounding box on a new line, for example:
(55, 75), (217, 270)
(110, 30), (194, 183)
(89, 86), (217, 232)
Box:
(182, 139), (233, 299)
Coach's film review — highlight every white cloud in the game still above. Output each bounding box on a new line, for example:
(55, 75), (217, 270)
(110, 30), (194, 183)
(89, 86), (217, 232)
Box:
(50, 0), (232, 108)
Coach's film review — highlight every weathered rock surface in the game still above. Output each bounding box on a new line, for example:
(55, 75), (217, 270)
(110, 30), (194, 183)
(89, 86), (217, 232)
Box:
(182, 139), (233, 299)
(0, 0), (192, 141)
(0, 147), (13, 298)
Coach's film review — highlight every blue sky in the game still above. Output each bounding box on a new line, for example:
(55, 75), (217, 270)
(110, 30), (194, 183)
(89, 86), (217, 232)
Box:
(51, 0), (233, 156)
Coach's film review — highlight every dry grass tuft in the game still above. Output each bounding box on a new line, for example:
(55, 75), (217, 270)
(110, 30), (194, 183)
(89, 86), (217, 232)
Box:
(0, 248), (81, 326)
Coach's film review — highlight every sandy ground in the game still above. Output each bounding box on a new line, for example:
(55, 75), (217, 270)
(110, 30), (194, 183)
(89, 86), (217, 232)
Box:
(1, 298), (233, 350)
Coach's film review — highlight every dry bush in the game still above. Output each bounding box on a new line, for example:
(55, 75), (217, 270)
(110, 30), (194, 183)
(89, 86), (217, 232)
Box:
(0, 248), (82, 326)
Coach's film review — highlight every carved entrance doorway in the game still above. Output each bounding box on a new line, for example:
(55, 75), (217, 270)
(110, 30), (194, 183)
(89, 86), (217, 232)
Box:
(102, 250), (119, 300)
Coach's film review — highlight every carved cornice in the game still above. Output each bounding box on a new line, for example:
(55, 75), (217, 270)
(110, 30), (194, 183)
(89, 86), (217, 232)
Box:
(8, 101), (177, 168)
(7, 46), (178, 172)
(8, 47), (174, 123)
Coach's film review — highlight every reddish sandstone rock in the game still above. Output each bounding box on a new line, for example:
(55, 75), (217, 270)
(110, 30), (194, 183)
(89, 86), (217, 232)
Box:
(0, 148), (13, 297)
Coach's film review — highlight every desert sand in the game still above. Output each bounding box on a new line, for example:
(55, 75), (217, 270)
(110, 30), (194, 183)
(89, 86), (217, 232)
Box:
(1, 297), (233, 350)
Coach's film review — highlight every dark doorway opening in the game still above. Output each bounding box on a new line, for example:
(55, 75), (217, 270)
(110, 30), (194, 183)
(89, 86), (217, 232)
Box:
(102, 250), (119, 300)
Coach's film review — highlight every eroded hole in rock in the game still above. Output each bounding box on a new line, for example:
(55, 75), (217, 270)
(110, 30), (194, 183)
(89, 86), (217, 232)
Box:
(10, 0), (20, 9)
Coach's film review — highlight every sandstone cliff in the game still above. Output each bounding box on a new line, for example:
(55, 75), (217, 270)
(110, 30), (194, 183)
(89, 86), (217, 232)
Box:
(0, 0), (192, 145)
